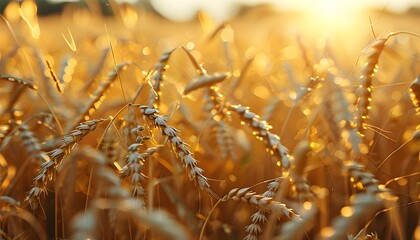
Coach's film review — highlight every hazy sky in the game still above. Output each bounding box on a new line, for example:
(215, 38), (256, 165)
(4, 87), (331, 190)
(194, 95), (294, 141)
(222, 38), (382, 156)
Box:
(47, 0), (420, 22)
(149, 0), (420, 21)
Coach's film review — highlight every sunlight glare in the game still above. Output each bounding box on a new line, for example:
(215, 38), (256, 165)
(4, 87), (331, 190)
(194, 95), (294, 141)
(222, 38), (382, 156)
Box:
(303, 0), (362, 26)
(316, 0), (348, 20)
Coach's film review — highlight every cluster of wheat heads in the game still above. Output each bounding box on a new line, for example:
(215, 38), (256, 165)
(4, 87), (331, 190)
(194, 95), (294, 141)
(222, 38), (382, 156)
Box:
(0, 1), (419, 240)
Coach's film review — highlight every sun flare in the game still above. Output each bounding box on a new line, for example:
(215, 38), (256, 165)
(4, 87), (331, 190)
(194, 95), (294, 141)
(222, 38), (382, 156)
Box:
(306, 0), (362, 22)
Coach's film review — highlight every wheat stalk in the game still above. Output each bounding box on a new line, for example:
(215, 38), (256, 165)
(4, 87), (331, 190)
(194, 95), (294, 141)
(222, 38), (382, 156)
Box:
(2, 85), (25, 116)
(68, 62), (129, 132)
(79, 47), (110, 93)
(0, 196), (47, 240)
(0, 121), (14, 149)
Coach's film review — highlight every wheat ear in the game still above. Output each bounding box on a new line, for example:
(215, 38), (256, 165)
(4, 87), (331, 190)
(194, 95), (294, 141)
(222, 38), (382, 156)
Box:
(45, 59), (62, 93)
(120, 125), (155, 206)
(257, 141), (315, 240)
(205, 85), (237, 160)
(289, 141), (315, 202)
(183, 48), (235, 160)
(135, 105), (211, 191)
(229, 104), (292, 171)
(321, 161), (402, 239)
(320, 194), (384, 240)
(0, 74), (38, 91)
(79, 47), (110, 93)
(26, 119), (104, 209)
(223, 187), (299, 220)
(275, 204), (318, 240)
(18, 124), (50, 164)
(148, 48), (177, 107)
(326, 76), (364, 159)
(409, 75), (420, 114)
(71, 146), (191, 240)
(203, 89), (294, 239)
(244, 180), (282, 240)
(98, 128), (121, 164)
(354, 38), (387, 136)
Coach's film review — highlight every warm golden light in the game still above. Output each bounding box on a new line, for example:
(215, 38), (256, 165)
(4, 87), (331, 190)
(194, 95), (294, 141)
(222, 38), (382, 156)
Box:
(341, 206), (354, 217)
(415, 225), (420, 240)
(321, 227), (335, 238)
(303, 201), (312, 210)
(314, 0), (348, 18)
(300, 0), (365, 36)
(0, 0), (418, 238)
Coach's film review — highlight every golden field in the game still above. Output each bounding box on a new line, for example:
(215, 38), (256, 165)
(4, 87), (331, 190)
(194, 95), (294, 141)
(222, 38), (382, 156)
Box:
(0, 1), (419, 239)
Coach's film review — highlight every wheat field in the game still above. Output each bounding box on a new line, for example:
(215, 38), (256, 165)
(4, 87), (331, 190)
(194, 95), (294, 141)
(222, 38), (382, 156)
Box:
(0, 1), (419, 239)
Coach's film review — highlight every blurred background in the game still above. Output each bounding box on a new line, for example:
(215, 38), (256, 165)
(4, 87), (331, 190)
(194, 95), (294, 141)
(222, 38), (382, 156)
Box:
(1, 0), (420, 21)
(0, 1), (419, 239)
